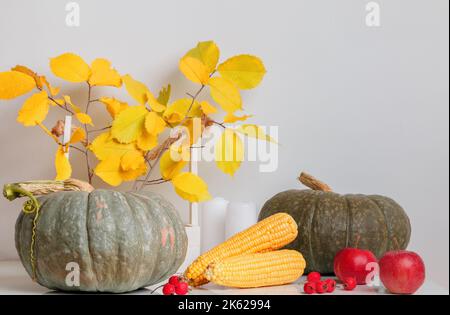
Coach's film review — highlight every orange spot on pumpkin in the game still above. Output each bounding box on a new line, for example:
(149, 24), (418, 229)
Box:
(161, 228), (168, 247)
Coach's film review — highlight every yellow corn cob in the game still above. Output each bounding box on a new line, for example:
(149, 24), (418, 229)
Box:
(184, 213), (298, 286)
(204, 250), (306, 288)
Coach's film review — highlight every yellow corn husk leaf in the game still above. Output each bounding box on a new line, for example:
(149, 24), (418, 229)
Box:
(136, 130), (158, 151)
(94, 156), (123, 186)
(55, 145), (72, 180)
(145, 111), (166, 135)
(146, 90), (167, 113)
(157, 84), (171, 106)
(223, 113), (253, 123)
(75, 112), (94, 126)
(122, 74), (149, 105)
(215, 129), (244, 176)
(89, 132), (138, 160)
(120, 150), (145, 171)
(98, 97), (129, 118)
(160, 148), (189, 180)
(163, 98), (202, 124)
(17, 91), (49, 126)
(200, 100), (218, 115)
(111, 105), (148, 143)
(88, 58), (122, 87)
(0, 71), (36, 100)
(179, 56), (210, 85)
(235, 124), (277, 144)
(208, 77), (242, 113)
(217, 54), (266, 89)
(185, 41), (220, 73)
(172, 172), (211, 202)
(50, 53), (91, 83)
(69, 127), (86, 144)
(63, 95), (82, 113)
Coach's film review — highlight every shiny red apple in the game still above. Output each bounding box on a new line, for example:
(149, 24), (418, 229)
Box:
(334, 248), (377, 284)
(379, 250), (425, 294)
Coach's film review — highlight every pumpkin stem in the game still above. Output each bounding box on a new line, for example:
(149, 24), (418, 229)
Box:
(2, 179), (94, 201)
(298, 172), (333, 192)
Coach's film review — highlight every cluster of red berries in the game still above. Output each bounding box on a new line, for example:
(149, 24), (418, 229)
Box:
(161, 275), (189, 295)
(303, 272), (357, 294)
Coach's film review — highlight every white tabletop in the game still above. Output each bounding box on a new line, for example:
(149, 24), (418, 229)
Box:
(0, 261), (447, 295)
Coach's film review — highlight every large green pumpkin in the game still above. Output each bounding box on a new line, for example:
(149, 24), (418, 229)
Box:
(4, 179), (188, 293)
(258, 173), (411, 274)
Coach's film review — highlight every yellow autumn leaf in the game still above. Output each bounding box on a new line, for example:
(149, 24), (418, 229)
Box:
(179, 56), (210, 85)
(69, 127), (86, 144)
(136, 130), (158, 151)
(120, 160), (147, 181)
(95, 155), (148, 186)
(120, 150), (145, 171)
(11, 65), (43, 89)
(63, 95), (82, 113)
(88, 58), (122, 87)
(0, 71), (36, 100)
(235, 124), (277, 143)
(157, 84), (171, 106)
(172, 172), (211, 202)
(145, 112), (166, 135)
(200, 100), (218, 115)
(50, 53), (91, 83)
(160, 149), (188, 180)
(17, 91), (49, 126)
(89, 132), (138, 160)
(208, 77), (242, 113)
(223, 113), (253, 123)
(183, 118), (204, 145)
(185, 41), (220, 73)
(55, 145), (72, 180)
(75, 112), (94, 126)
(94, 156), (123, 186)
(98, 97), (129, 118)
(146, 90), (167, 113)
(111, 105), (148, 143)
(163, 98), (202, 124)
(41, 76), (60, 96)
(215, 129), (244, 176)
(122, 74), (149, 105)
(217, 54), (266, 89)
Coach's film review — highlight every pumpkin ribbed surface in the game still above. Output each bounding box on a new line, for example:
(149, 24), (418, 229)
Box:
(15, 190), (187, 293)
(258, 190), (411, 274)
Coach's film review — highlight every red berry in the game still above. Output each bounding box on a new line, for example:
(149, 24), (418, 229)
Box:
(315, 281), (328, 294)
(168, 275), (180, 285)
(303, 282), (316, 294)
(307, 271), (321, 283)
(343, 277), (357, 291)
(162, 283), (175, 295)
(175, 282), (189, 295)
(325, 279), (336, 293)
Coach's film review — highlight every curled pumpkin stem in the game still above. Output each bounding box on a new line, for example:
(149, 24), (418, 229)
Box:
(2, 183), (41, 281)
(3, 183), (40, 214)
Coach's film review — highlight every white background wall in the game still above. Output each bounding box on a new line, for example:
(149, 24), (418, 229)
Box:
(0, 0), (448, 289)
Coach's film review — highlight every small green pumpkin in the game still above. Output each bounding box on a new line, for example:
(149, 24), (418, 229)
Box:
(3, 179), (187, 293)
(258, 172), (411, 274)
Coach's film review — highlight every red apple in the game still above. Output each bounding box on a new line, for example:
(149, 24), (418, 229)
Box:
(334, 248), (377, 284)
(379, 250), (425, 294)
